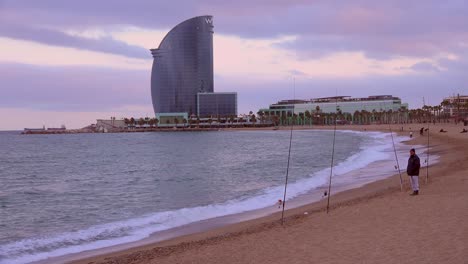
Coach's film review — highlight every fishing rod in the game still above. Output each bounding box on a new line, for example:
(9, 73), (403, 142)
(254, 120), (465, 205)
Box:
(426, 102), (430, 184)
(382, 104), (403, 191)
(326, 97), (338, 214)
(281, 78), (295, 225)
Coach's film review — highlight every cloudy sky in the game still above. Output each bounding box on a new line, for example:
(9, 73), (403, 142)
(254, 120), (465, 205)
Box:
(1, 0), (467, 130)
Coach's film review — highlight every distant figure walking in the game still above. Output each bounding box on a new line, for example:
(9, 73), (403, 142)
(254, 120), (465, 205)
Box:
(322, 190), (328, 198)
(420, 127), (424, 135)
(410, 131), (413, 138)
(277, 199), (283, 209)
(407, 148), (421, 196)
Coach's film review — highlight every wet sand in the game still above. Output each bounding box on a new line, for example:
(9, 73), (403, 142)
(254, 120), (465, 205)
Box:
(68, 123), (468, 264)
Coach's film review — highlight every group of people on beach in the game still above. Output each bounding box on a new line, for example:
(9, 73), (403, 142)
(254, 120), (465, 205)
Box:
(439, 128), (467, 133)
(411, 127), (468, 135)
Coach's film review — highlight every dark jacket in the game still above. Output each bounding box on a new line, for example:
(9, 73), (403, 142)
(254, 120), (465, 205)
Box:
(407, 154), (421, 176)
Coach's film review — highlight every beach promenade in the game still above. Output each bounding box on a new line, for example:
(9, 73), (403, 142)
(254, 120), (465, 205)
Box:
(70, 124), (468, 264)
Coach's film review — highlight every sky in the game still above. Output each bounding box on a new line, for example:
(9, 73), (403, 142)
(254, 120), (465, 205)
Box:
(1, 0), (467, 130)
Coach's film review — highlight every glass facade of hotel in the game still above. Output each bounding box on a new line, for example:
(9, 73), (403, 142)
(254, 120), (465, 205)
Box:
(197, 93), (237, 117)
(150, 16), (214, 115)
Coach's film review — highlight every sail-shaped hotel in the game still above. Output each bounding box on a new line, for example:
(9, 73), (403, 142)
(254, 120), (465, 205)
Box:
(150, 16), (237, 120)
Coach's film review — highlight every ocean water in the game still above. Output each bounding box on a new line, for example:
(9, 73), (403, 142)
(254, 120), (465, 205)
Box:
(0, 130), (408, 264)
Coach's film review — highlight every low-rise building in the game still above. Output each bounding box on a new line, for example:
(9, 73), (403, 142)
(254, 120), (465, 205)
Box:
(156, 113), (189, 128)
(441, 94), (468, 117)
(96, 118), (126, 131)
(260, 95), (408, 116)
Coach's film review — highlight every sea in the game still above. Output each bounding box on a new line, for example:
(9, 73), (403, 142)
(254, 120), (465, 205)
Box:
(0, 129), (427, 264)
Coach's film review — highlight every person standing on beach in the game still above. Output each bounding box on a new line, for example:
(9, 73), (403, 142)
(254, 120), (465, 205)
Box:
(277, 199), (283, 209)
(407, 148), (421, 195)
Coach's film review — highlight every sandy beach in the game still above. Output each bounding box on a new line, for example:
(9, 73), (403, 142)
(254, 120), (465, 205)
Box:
(69, 123), (468, 264)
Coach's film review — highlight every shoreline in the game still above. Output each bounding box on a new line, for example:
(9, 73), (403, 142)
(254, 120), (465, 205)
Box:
(29, 124), (467, 264)
(26, 128), (401, 264)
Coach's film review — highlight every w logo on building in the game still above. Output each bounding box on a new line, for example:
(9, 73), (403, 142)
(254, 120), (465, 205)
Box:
(205, 17), (213, 24)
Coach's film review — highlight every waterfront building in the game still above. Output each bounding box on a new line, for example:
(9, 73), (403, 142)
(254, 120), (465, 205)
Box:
(155, 113), (189, 128)
(260, 95), (408, 116)
(259, 95), (409, 125)
(150, 15), (214, 114)
(441, 94), (468, 117)
(150, 16), (237, 120)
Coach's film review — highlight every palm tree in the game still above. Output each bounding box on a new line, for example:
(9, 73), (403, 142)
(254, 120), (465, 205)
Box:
(304, 110), (312, 126)
(148, 118), (155, 128)
(318, 112), (325, 125)
(327, 112), (333, 125)
(229, 115), (235, 127)
(353, 110), (360, 125)
(437, 105), (442, 122)
(257, 111), (265, 124)
(408, 109), (414, 123)
(238, 117), (244, 127)
(207, 118), (213, 128)
(272, 115), (280, 126)
(433, 105), (438, 122)
(154, 118), (159, 128)
(188, 118), (194, 128)
(429, 105), (434, 123)
(138, 118), (145, 127)
(412, 109), (419, 123)
(440, 100), (451, 121)
(428, 106), (433, 123)
(361, 110), (370, 125)
(398, 107), (406, 124)
(371, 109), (377, 124)
(123, 118), (130, 128)
(292, 113), (298, 125)
(217, 115), (222, 128)
(251, 114), (257, 127)
(422, 105), (429, 123)
(336, 109), (343, 124)
(298, 112), (304, 126)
